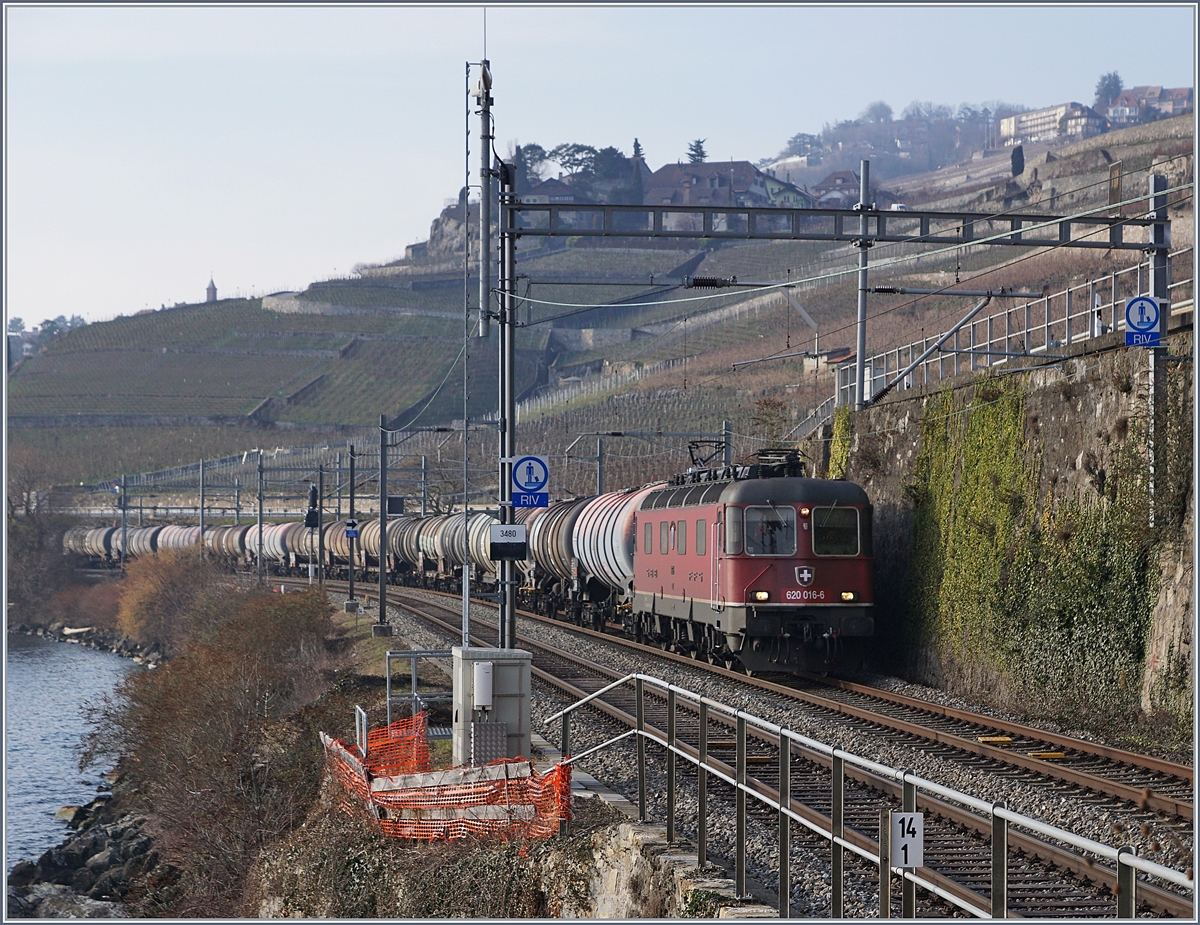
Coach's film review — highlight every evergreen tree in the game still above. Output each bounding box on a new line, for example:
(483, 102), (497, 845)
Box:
(1094, 71), (1123, 110)
(593, 146), (629, 180)
(687, 138), (708, 163)
(511, 143), (548, 195)
(1011, 144), (1025, 177)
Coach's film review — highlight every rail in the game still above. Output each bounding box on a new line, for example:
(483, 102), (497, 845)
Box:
(547, 673), (1194, 919)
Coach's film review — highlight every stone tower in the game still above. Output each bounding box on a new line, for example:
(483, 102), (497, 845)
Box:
(206, 278), (217, 302)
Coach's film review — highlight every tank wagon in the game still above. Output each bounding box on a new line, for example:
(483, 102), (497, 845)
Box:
(59, 451), (873, 673)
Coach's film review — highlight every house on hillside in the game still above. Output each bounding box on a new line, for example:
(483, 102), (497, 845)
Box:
(1156, 86), (1193, 116)
(1129, 86), (1165, 111)
(523, 177), (588, 204)
(1059, 104), (1107, 140)
(811, 170), (861, 208)
(999, 101), (1107, 144)
(760, 171), (813, 208)
(642, 161), (813, 211)
(1107, 90), (1144, 127)
(1106, 86), (1192, 126)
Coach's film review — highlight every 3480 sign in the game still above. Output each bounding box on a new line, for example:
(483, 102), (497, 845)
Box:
(489, 523), (527, 560)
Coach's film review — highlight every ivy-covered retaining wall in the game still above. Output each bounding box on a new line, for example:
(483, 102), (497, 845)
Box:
(812, 328), (1192, 736)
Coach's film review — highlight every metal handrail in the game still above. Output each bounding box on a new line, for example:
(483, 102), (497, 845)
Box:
(550, 672), (1194, 918)
(836, 247), (1194, 409)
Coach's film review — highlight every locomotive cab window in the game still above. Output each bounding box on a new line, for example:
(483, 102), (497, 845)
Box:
(644, 521), (653, 555)
(676, 520), (686, 555)
(812, 506), (860, 556)
(724, 506), (743, 555)
(744, 505), (797, 556)
(695, 518), (706, 556)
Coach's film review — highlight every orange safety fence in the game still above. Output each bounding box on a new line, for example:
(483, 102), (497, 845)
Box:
(320, 712), (571, 841)
(366, 712), (432, 776)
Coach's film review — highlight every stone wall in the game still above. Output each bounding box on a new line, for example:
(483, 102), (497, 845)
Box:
(262, 292), (458, 319)
(548, 327), (633, 352)
(807, 318), (1192, 720)
(575, 821), (775, 918)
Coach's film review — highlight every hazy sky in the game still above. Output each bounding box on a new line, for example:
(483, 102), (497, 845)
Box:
(5, 3), (1196, 325)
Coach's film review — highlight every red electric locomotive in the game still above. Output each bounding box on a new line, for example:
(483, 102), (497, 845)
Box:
(627, 448), (873, 673)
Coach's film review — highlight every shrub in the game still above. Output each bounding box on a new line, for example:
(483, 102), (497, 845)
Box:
(45, 581), (123, 631)
(82, 589), (334, 917)
(114, 549), (232, 654)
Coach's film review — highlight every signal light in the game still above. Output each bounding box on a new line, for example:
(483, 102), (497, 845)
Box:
(753, 590), (770, 602)
(841, 591), (856, 601)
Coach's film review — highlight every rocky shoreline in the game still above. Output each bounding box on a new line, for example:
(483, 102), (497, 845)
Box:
(6, 771), (153, 919)
(6, 624), (158, 919)
(9, 622), (163, 669)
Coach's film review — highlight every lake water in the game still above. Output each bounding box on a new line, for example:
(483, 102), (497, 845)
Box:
(5, 632), (138, 872)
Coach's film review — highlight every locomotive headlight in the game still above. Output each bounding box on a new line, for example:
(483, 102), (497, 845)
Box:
(752, 590), (770, 602)
(799, 507), (811, 516)
(841, 591), (856, 601)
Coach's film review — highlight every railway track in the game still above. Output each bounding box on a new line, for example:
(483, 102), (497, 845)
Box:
(286, 577), (1194, 917)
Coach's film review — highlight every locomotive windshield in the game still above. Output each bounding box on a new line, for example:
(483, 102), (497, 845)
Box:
(812, 506), (860, 556)
(743, 505), (797, 556)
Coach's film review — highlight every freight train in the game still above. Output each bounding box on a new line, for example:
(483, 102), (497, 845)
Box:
(64, 450), (874, 673)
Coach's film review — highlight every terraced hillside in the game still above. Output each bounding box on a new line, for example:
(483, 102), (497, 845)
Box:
(9, 114), (1190, 490)
(7, 299), (542, 429)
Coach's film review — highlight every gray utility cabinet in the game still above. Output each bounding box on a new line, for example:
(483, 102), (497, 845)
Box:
(451, 647), (531, 766)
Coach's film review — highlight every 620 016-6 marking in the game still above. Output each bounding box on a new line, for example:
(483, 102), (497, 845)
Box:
(786, 589), (827, 601)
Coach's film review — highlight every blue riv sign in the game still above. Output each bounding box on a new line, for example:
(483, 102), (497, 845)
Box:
(1126, 295), (1161, 347)
(514, 491), (548, 508)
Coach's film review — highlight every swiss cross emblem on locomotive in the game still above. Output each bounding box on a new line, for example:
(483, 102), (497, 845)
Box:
(795, 566), (815, 587)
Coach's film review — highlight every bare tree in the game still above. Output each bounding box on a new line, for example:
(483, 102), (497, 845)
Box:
(860, 100), (893, 123)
